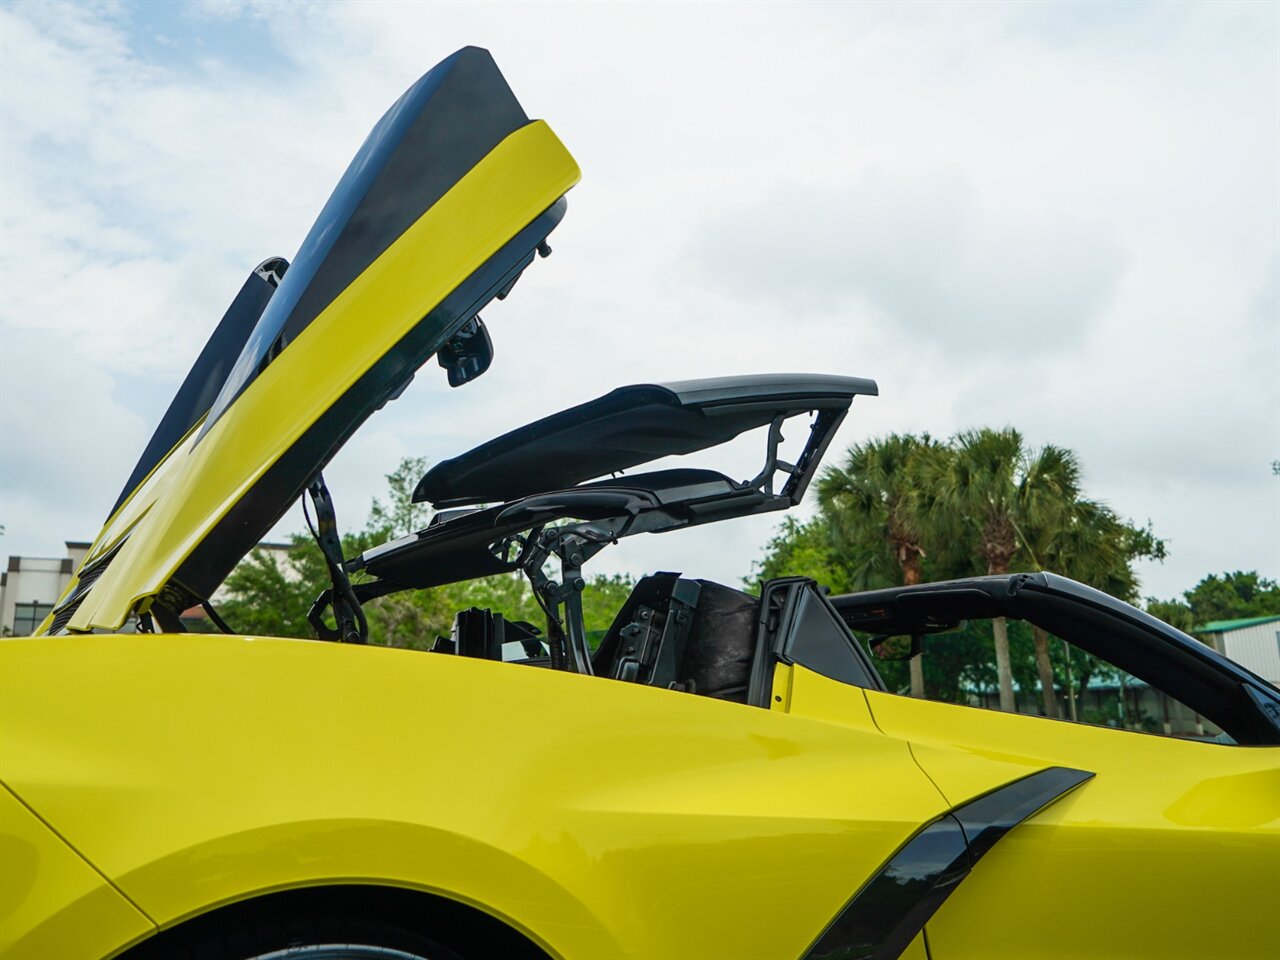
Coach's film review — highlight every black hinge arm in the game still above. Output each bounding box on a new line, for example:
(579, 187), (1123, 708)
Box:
(305, 473), (368, 644)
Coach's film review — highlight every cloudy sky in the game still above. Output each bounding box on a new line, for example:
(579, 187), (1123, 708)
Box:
(1, 0), (1276, 601)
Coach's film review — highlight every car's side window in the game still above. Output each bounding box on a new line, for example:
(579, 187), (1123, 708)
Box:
(855, 618), (1231, 743)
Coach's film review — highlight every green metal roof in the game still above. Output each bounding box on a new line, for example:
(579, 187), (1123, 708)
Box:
(1197, 615), (1280, 633)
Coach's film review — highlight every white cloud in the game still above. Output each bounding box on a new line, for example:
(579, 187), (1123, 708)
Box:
(695, 172), (1127, 353)
(0, 327), (150, 538)
(1, 0), (1276, 602)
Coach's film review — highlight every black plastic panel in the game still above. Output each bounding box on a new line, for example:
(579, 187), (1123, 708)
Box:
(803, 767), (1093, 960)
(111, 265), (280, 516)
(806, 816), (969, 960)
(951, 766), (1095, 862)
(783, 588), (881, 690)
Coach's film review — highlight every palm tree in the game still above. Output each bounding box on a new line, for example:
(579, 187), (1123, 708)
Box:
(1026, 500), (1166, 719)
(932, 429), (1081, 713)
(1014, 447), (1085, 719)
(818, 434), (949, 697)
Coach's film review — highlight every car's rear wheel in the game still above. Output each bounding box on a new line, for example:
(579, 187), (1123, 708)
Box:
(119, 886), (550, 960)
(250, 948), (442, 960)
(127, 911), (468, 960)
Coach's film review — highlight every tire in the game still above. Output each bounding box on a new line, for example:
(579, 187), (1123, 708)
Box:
(124, 902), (468, 960)
(251, 949), (443, 960)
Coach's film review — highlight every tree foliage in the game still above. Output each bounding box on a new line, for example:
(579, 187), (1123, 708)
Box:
(1146, 571), (1280, 635)
(367, 455), (432, 539)
(748, 517), (854, 593)
(933, 430), (1092, 711)
(219, 534), (325, 639)
(816, 434), (952, 696)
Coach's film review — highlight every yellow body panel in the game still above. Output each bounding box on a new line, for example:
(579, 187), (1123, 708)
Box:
(65, 120), (580, 633)
(81, 421), (205, 571)
(35, 424), (205, 635)
(863, 690), (1280, 960)
(0, 785), (153, 959)
(900, 932), (928, 960)
(0, 636), (949, 959)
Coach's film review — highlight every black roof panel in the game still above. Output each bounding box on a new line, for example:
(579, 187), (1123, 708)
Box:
(414, 373), (878, 506)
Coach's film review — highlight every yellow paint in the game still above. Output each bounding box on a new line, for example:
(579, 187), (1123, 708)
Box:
(37, 420), (206, 635)
(901, 930), (929, 959)
(0, 784), (153, 959)
(864, 691), (1280, 960)
(66, 120), (581, 633)
(777, 658), (885, 734)
(0, 635), (950, 959)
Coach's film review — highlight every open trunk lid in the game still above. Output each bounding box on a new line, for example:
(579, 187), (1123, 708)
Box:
(46, 47), (579, 634)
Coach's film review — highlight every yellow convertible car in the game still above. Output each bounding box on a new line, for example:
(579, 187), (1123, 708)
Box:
(2, 48), (1278, 960)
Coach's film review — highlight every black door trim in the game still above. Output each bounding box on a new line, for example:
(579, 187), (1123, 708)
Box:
(801, 766), (1094, 960)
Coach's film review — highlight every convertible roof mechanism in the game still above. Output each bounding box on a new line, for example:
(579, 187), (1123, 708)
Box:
(415, 374), (878, 507)
(336, 373), (876, 673)
(355, 373), (877, 593)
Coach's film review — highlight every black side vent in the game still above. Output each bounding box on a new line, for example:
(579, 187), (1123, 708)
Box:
(46, 599), (83, 636)
(46, 541), (123, 635)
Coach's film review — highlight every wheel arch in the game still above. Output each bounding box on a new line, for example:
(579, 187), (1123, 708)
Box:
(113, 883), (556, 960)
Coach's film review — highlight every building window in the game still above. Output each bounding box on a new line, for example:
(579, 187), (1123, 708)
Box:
(12, 602), (54, 636)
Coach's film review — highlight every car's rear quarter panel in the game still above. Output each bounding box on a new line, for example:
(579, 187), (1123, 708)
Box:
(0, 635), (947, 959)
(864, 688), (1280, 960)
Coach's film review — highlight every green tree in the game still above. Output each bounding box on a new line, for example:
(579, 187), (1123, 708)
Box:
(747, 516), (852, 593)
(1023, 499), (1166, 718)
(1144, 597), (1197, 633)
(579, 572), (638, 637)
(817, 433), (950, 697)
(219, 535), (322, 638)
(368, 455), (432, 538)
(1145, 571), (1280, 644)
(1182, 571), (1280, 624)
(220, 530), (377, 638)
(928, 429), (1081, 713)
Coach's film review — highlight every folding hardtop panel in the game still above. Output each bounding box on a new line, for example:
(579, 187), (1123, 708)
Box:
(415, 373), (878, 507)
(354, 374), (878, 608)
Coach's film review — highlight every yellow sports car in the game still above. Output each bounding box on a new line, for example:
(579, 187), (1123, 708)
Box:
(2, 48), (1278, 960)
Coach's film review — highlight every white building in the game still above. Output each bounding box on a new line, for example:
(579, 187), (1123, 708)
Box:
(0, 540), (293, 636)
(1199, 616), (1280, 686)
(0, 542), (90, 637)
